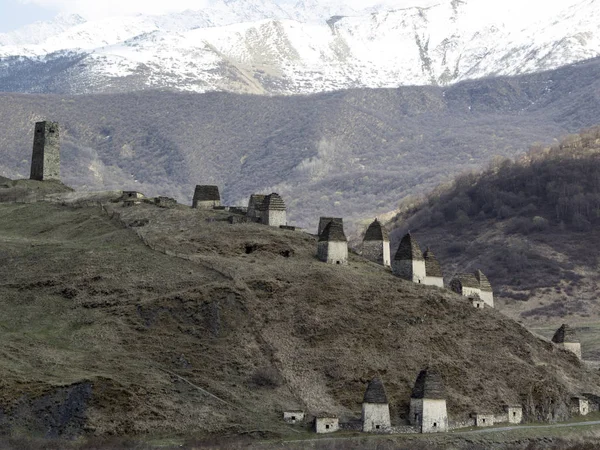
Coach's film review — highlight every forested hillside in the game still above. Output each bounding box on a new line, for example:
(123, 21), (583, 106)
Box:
(389, 126), (600, 327)
(1, 57), (600, 232)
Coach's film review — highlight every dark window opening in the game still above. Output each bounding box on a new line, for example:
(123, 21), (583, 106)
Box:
(376, 425), (380, 429)
(325, 424), (330, 429)
(336, 261), (340, 265)
(291, 416), (296, 420)
(482, 418), (486, 423)
(513, 412), (516, 417)
(433, 422), (437, 427)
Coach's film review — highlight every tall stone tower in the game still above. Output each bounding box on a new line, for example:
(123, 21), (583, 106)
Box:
(409, 368), (448, 433)
(361, 377), (391, 432)
(261, 193), (287, 227)
(552, 324), (582, 359)
(392, 233), (426, 283)
(317, 220), (348, 265)
(362, 219), (391, 267)
(423, 248), (444, 287)
(192, 185), (221, 209)
(474, 270), (494, 307)
(30, 121), (60, 181)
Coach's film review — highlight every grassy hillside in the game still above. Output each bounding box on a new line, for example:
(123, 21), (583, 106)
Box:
(388, 126), (600, 342)
(0, 180), (598, 444)
(1, 57), (600, 233)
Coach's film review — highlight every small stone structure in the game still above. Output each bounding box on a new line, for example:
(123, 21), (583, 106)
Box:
(153, 196), (177, 208)
(30, 121), (60, 181)
(505, 405), (523, 424)
(283, 411), (305, 424)
(121, 191), (144, 200)
(552, 324), (582, 359)
(318, 217), (343, 236)
(423, 248), (444, 287)
(409, 368), (448, 433)
(392, 233), (426, 284)
(362, 219), (391, 267)
(260, 193), (287, 227)
(470, 296), (486, 309)
(317, 220), (348, 265)
(314, 415), (339, 433)
(247, 194), (266, 221)
(362, 377), (391, 432)
(450, 270), (494, 308)
(571, 397), (589, 416)
(192, 185), (220, 209)
(474, 270), (494, 307)
(472, 412), (495, 427)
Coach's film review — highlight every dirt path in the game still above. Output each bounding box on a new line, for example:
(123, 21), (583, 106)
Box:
(460, 419), (600, 434)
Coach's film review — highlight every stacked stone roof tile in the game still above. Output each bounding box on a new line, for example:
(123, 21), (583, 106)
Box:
(364, 219), (389, 241)
(319, 221), (347, 242)
(552, 324), (579, 344)
(475, 270), (492, 292)
(194, 185), (220, 201)
(394, 233), (424, 261)
(423, 248), (443, 277)
(453, 273), (480, 289)
(411, 368), (446, 399)
(363, 377), (388, 404)
(318, 217), (343, 236)
(262, 193), (286, 211)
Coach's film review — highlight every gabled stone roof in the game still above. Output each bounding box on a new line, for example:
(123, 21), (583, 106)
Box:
(552, 324), (579, 344)
(394, 233), (424, 261)
(423, 248), (443, 277)
(452, 273), (480, 289)
(364, 219), (389, 242)
(411, 368), (446, 399)
(363, 377), (388, 404)
(318, 217), (343, 236)
(474, 270), (492, 292)
(318, 221), (347, 242)
(194, 185), (220, 201)
(262, 193), (286, 211)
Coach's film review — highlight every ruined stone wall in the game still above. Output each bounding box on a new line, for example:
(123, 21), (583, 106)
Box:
(30, 121), (60, 181)
(363, 241), (391, 267)
(479, 290), (494, 307)
(361, 403), (391, 432)
(424, 276), (444, 288)
(263, 209), (286, 227)
(559, 342), (582, 359)
(410, 398), (447, 433)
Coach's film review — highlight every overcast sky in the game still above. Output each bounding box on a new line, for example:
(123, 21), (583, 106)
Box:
(0, 0), (575, 33)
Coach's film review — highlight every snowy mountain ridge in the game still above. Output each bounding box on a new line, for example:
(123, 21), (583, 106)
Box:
(0, 0), (599, 94)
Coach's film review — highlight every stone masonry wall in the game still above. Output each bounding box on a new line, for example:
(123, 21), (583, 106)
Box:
(264, 209), (286, 227)
(361, 403), (391, 432)
(424, 276), (444, 288)
(318, 241), (348, 265)
(30, 121), (60, 181)
(363, 240), (391, 267)
(479, 290), (494, 307)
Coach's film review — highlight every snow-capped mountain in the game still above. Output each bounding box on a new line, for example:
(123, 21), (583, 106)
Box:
(0, 0), (599, 94)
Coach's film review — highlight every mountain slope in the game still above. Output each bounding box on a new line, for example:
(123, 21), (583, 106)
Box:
(387, 126), (600, 340)
(0, 181), (597, 440)
(0, 0), (599, 94)
(2, 57), (600, 232)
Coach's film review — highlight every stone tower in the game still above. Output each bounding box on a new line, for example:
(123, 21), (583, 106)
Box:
(552, 324), (582, 359)
(317, 220), (348, 265)
(192, 185), (220, 209)
(423, 248), (443, 287)
(474, 270), (493, 307)
(261, 193), (286, 227)
(318, 217), (343, 236)
(450, 270), (494, 307)
(392, 233), (426, 283)
(247, 194), (266, 222)
(409, 368), (448, 433)
(30, 121), (60, 181)
(362, 219), (391, 267)
(362, 377), (391, 432)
